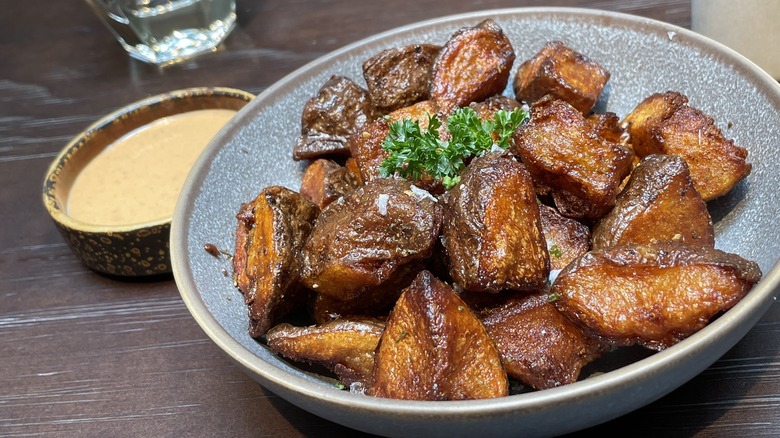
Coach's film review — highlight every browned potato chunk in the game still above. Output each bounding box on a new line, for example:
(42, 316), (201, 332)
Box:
(468, 95), (522, 121)
(480, 294), (605, 390)
(233, 186), (319, 337)
(344, 157), (364, 187)
(293, 75), (377, 160)
(551, 243), (762, 350)
(368, 270), (508, 400)
(300, 178), (443, 301)
(622, 91), (751, 200)
(442, 152), (549, 292)
(266, 317), (385, 386)
(621, 90), (687, 156)
(592, 154), (714, 249)
(430, 19), (515, 113)
(512, 96), (634, 219)
(363, 43), (441, 113)
(539, 204), (590, 271)
(513, 41), (610, 114)
(299, 159), (360, 210)
(587, 112), (626, 144)
(309, 261), (424, 324)
(348, 100), (445, 193)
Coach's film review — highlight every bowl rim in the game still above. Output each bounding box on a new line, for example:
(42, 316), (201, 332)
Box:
(171, 6), (780, 434)
(42, 86), (256, 234)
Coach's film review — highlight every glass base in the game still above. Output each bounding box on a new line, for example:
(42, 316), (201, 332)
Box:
(119, 13), (236, 66)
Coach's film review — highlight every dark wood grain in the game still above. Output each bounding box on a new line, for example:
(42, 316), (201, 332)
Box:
(2, 0), (779, 436)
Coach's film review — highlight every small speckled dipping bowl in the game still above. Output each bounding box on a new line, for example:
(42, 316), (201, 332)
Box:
(43, 87), (254, 277)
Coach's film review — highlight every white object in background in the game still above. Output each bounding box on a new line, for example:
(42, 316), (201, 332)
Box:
(692, 0), (780, 79)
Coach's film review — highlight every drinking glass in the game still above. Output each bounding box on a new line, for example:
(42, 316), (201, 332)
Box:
(85, 0), (237, 66)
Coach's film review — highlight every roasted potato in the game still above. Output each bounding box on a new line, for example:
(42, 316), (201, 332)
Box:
(513, 40), (610, 114)
(622, 91), (751, 200)
(299, 159), (361, 210)
(293, 75), (377, 160)
(368, 270), (508, 400)
(511, 96), (634, 219)
(480, 294), (606, 390)
(592, 154), (714, 249)
(551, 243), (762, 350)
(266, 317), (385, 386)
(442, 151), (549, 292)
(309, 261), (424, 324)
(468, 95), (522, 120)
(430, 19), (515, 113)
(538, 204), (590, 271)
(348, 100), (446, 193)
(363, 43), (441, 113)
(586, 111), (627, 144)
(233, 186), (319, 337)
(300, 178), (443, 301)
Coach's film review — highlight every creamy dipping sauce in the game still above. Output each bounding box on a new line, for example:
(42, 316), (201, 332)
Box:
(67, 108), (236, 226)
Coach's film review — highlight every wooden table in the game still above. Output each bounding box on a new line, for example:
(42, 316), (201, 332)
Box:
(3, 0), (779, 436)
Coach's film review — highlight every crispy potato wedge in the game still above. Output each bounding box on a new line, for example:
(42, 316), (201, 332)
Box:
(299, 159), (360, 210)
(368, 270), (508, 400)
(551, 243), (762, 350)
(443, 152), (549, 292)
(266, 317), (385, 386)
(659, 105), (751, 200)
(592, 154), (714, 249)
(480, 294), (606, 390)
(363, 43), (441, 113)
(293, 75), (377, 160)
(300, 178), (443, 301)
(622, 91), (751, 200)
(539, 204), (590, 271)
(430, 19), (515, 113)
(513, 41), (610, 114)
(511, 96), (634, 219)
(233, 186), (319, 337)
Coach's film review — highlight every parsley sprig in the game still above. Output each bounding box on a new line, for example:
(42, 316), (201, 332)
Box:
(378, 106), (528, 189)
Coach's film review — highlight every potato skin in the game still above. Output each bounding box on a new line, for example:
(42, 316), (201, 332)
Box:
(551, 243), (762, 350)
(294, 75), (377, 160)
(592, 154), (714, 249)
(481, 294), (605, 390)
(430, 19), (515, 113)
(368, 270), (508, 400)
(300, 178), (443, 301)
(442, 152), (549, 292)
(363, 43), (441, 113)
(513, 40), (610, 114)
(233, 186), (319, 337)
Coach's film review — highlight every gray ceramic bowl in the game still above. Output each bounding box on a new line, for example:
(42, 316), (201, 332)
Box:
(43, 87), (254, 277)
(171, 8), (780, 437)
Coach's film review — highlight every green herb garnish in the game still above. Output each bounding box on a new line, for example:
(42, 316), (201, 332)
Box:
(549, 244), (562, 258)
(378, 106), (528, 189)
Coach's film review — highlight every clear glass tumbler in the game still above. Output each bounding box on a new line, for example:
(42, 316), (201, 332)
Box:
(84, 0), (237, 66)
